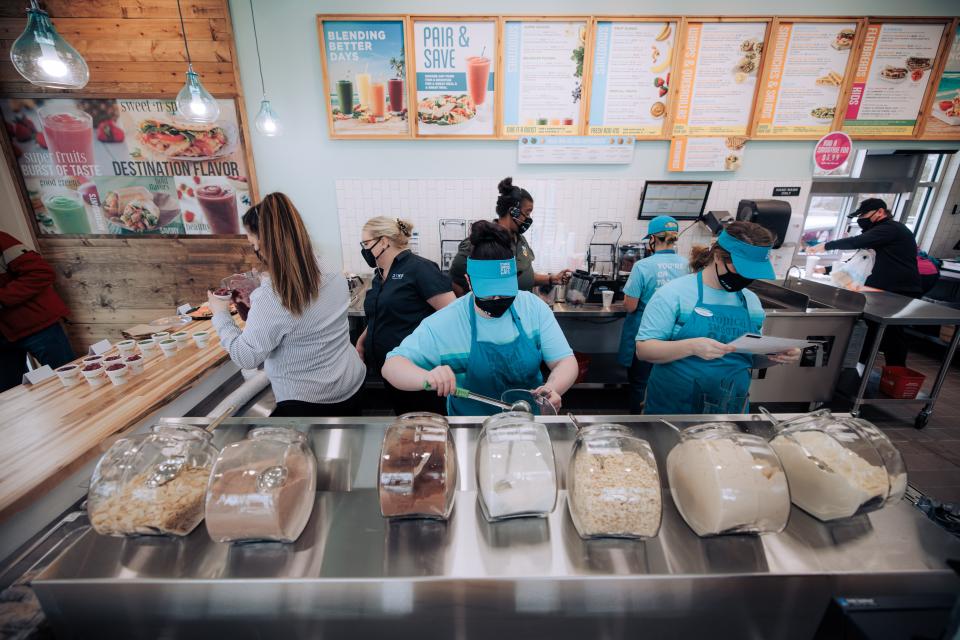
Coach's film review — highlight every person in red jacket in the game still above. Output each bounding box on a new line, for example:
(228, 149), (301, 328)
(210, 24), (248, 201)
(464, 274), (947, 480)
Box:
(0, 232), (73, 391)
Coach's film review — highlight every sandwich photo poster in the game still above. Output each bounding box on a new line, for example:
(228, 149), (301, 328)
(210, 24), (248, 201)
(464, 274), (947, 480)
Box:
(1, 98), (251, 236)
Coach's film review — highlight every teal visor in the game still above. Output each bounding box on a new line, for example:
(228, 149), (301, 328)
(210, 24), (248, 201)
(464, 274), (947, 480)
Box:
(467, 257), (518, 298)
(717, 230), (775, 280)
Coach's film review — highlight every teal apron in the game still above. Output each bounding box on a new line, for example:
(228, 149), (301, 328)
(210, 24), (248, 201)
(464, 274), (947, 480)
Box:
(618, 302), (646, 368)
(448, 298), (544, 416)
(644, 272), (754, 415)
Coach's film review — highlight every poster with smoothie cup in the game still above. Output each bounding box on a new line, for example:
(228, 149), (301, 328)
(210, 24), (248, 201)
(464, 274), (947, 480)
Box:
(921, 26), (960, 140)
(319, 18), (410, 137)
(177, 177), (245, 235)
(412, 19), (497, 137)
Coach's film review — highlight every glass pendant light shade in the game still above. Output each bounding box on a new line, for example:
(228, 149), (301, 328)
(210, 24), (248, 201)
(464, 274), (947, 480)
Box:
(254, 99), (281, 136)
(10, 5), (89, 90)
(175, 66), (220, 124)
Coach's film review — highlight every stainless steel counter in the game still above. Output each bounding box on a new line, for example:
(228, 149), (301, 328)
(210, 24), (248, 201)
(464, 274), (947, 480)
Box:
(861, 290), (960, 326)
(29, 415), (960, 640)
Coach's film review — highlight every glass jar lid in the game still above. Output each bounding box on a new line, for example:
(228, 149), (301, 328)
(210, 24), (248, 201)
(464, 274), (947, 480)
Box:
(249, 426), (308, 445)
(149, 423), (213, 442)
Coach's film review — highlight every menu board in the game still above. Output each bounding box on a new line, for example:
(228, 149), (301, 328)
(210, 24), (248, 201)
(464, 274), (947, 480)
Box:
(502, 20), (587, 136)
(319, 18), (410, 137)
(672, 22), (767, 137)
(1, 98), (251, 235)
(668, 137), (747, 172)
(754, 22), (858, 138)
(638, 181), (711, 220)
(842, 22), (946, 137)
(922, 26), (960, 139)
(412, 19), (496, 137)
(587, 20), (677, 136)
(517, 135), (635, 164)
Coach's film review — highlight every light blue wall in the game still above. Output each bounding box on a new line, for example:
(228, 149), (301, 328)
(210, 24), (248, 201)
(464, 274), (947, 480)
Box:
(228, 0), (960, 263)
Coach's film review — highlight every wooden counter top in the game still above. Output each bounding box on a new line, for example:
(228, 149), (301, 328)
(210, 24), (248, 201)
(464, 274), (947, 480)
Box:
(0, 320), (233, 522)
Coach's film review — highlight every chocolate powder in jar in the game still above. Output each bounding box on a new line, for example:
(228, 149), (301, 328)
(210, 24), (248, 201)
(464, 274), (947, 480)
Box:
(205, 450), (314, 543)
(379, 424), (453, 518)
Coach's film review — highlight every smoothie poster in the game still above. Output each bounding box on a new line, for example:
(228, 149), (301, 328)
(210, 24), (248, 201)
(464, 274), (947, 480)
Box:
(672, 21), (767, 137)
(587, 21), (677, 137)
(842, 22), (946, 137)
(412, 19), (496, 137)
(753, 22), (858, 138)
(1, 98), (251, 236)
(502, 20), (588, 136)
(922, 26), (960, 139)
(319, 18), (410, 137)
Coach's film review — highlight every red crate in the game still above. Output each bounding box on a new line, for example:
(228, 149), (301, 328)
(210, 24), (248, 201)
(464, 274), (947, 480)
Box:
(574, 352), (591, 384)
(879, 366), (925, 399)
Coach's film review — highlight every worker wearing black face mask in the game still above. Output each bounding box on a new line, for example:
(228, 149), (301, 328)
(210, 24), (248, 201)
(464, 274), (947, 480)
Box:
(635, 222), (802, 415)
(448, 176), (571, 297)
(382, 221), (579, 416)
(806, 198), (921, 367)
(357, 217), (455, 416)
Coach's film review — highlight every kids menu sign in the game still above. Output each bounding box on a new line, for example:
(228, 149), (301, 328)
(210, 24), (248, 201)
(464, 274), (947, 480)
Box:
(1, 98), (251, 236)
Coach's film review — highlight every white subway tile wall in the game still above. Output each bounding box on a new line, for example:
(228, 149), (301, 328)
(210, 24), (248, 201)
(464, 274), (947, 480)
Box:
(337, 178), (811, 279)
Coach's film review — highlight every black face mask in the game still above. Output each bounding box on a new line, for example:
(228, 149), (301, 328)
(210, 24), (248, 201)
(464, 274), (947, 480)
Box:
(361, 238), (386, 269)
(856, 216), (874, 231)
(476, 296), (515, 318)
(716, 261), (753, 292)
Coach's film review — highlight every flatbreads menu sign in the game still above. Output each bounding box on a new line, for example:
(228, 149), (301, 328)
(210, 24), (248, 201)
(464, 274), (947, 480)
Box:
(2, 98), (251, 236)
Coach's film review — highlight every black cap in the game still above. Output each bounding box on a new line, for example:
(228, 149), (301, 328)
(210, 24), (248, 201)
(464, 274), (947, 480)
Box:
(848, 197), (888, 218)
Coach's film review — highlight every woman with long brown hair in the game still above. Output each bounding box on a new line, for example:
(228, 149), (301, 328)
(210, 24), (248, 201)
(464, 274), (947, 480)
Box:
(634, 221), (800, 415)
(207, 192), (365, 417)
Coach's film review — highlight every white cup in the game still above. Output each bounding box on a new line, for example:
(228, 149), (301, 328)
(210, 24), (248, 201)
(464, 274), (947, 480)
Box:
(151, 332), (170, 343)
(82, 355), (104, 367)
(159, 339), (179, 358)
(102, 354), (124, 368)
(125, 355), (145, 374)
(55, 364), (81, 387)
(138, 339), (158, 356)
(171, 332), (190, 349)
(193, 331), (210, 348)
(104, 362), (129, 386)
(804, 255), (820, 275)
(81, 364), (107, 387)
(601, 289), (614, 309)
(117, 340), (137, 356)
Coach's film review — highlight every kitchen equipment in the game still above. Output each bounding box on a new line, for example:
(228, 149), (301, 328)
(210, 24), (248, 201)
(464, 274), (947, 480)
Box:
(618, 243), (645, 275)
(565, 269), (596, 305)
(423, 382), (532, 413)
(439, 219), (467, 272)
(476, 411), (558, 522)
(501, 388), (557, 416)
(378, 413), (457, 519)
(586, 222), (622, 277)
(345, 273), (364, 307)
(736, 199), (791, 249)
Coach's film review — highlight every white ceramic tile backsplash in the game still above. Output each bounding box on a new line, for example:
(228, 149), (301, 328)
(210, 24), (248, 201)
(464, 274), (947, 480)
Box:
(338, 178), (810, 279)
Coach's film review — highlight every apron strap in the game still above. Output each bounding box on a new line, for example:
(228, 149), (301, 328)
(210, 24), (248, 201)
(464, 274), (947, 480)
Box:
(695, 271), (705, 305)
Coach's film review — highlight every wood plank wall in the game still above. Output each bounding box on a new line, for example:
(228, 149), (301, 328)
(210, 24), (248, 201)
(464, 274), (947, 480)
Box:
(0, 0), (259, 353)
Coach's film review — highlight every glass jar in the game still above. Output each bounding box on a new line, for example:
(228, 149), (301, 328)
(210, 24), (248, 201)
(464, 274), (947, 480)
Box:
(378, 413), (457, 520)
(87, 424), (218, 537)
(205, 427), (317, 543)
(476, 412), (557, 522)
(567, 424), (662, 539)
(769, 410), (906, 521)
(667, 422), (790, 537)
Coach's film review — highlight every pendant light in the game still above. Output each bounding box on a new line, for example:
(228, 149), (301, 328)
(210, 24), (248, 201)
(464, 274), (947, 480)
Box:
(174, 0), (219, 124)
(249, 0), (281, 136)
(10, 0), (89, 90)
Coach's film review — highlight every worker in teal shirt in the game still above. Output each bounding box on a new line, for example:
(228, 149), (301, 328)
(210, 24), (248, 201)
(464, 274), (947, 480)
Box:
(382, 221), (579, 416)
(635, 222), (801, 414)
(618, 215), (689, 413)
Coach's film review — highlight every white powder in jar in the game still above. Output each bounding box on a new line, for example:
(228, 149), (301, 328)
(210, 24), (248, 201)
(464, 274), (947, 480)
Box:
(667, 438), (790, 536)
(478, 436), (556, 519)
(571, 449), (661, 538)
(771, 430), (889, 521)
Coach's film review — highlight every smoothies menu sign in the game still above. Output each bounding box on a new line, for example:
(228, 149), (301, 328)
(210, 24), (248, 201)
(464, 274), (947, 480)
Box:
(412, 19), (496, 137)
(1, 98), (250, 236)
(319, 18), (410, 137)
(502, 20), (588, 136)
(587, 20), (677, 137)
(843, 22), (946, 137)
(923, 26), (960, 139)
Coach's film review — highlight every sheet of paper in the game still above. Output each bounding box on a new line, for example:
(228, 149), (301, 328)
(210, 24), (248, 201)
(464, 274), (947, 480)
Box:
(22, 365), (54, 385)
(729, 333), (821, 354)
(88, 339), (111, 355)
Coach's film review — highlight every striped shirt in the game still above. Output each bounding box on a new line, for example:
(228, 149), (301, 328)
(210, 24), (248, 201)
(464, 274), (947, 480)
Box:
(212, 266), (366, 404)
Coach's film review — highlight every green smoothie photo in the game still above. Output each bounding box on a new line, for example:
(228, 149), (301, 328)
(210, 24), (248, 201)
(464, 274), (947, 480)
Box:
(44, 190), (91, 234)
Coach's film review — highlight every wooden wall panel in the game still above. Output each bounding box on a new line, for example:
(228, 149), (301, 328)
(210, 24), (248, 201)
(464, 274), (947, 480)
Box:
(0, 0), (259, 354)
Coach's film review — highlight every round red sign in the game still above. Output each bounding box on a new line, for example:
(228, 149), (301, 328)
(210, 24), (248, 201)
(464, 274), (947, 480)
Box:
(814, 131), (853, 171)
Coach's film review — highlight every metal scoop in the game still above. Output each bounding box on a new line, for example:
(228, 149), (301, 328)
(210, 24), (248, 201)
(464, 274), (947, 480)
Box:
(423, 382), (531, 412)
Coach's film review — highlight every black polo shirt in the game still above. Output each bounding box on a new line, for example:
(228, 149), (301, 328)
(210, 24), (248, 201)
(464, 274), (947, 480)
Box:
(363, 250), (452, 372)
(824, 218), (921, 297)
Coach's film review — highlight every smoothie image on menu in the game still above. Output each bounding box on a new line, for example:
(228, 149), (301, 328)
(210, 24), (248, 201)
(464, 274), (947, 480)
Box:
(467, 55), (490, 117)
(388, 78), (404, 114)
(196, 185), (239, 234)
(337, 79), (354, 114)
(43, 188), (91, 234)
(370, 81), (386, 119)
(356, 73), (371, 109)
(38, 107), (95, 178)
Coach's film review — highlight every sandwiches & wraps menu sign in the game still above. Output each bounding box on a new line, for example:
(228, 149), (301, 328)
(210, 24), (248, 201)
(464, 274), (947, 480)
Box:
(2, 98), (251, 236)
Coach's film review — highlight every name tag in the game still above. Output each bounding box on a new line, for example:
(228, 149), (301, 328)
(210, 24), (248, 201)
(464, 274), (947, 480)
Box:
(23, 365), (55, 385)
(88, 339), (111, 355)
(694, 307), (713, 318)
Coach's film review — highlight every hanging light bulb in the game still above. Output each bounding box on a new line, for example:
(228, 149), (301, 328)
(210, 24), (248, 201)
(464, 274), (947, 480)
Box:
(175, 64), (220, 124)
(10, 0), (89, 90)
(249, 0), (281, 136)
(255, 99), (281, 136)
(173, 0), (219, 124)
